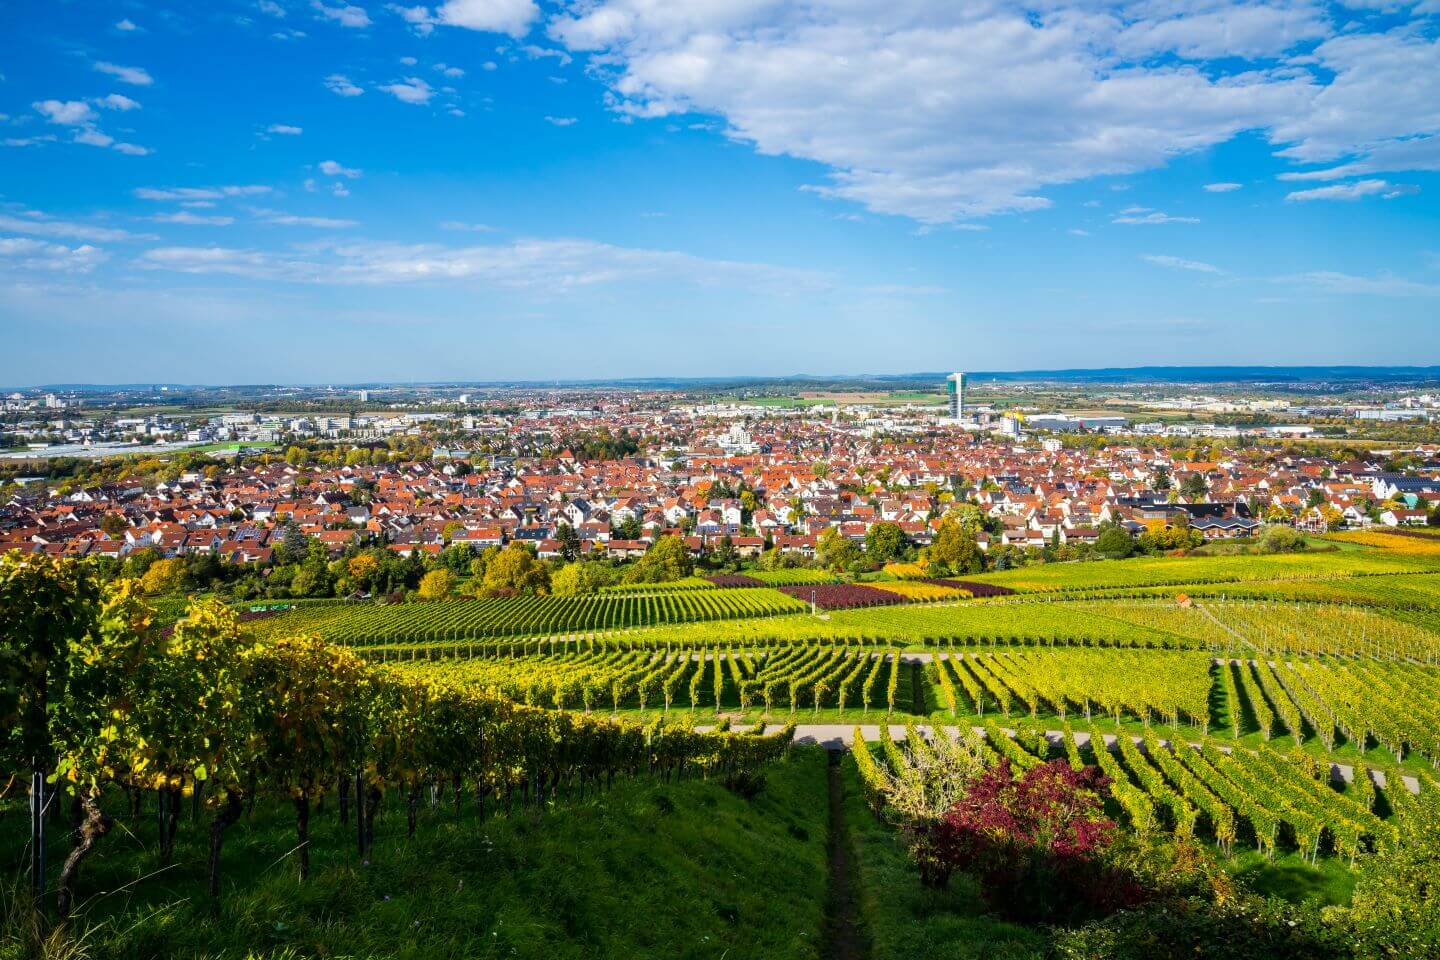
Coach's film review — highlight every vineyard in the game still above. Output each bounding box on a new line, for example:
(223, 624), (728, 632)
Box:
(252, 586), (810, 643)
(854, 724), (1436, 864)
(969, 547), (1440, 593)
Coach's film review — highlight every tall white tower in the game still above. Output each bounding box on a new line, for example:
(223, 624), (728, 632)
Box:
(946, 373), (964, 420)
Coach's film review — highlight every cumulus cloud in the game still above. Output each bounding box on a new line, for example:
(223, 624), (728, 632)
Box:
(1285, 178), (1417, 201)
(439, 0), (538, 37)
(34, 100), (96, 126)
(544, 115), (576, 126)
(380, 76), (435, 103)
(324, 74), (365, 96)
(93, 61), (153, 85)
(266, 123), (303, 134)
(115, 18), (138, 31)
(34, 99), (149, 155)
(319, 159), (362, 177)
(1142, 254), (1222, 274)
(312, 0), (371, 27)
(543, 2), (1439, 223)
(258, 0), (287, 16)
(1203, 182), (1243, 192)
(96, 93), (141, 111)
(387, 4), (438, 33)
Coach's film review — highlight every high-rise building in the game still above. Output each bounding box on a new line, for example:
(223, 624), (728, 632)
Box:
(358, 389), (370, 402)
(946, 373), (964, 420)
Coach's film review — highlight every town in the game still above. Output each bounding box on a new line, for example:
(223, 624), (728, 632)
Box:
(4, 374), (1439, 594)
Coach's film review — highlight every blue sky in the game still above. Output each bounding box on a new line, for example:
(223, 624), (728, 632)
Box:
(1, 0), (1438, 385)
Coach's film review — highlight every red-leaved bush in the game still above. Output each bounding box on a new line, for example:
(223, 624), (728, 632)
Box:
(907, 760), (1152, 926)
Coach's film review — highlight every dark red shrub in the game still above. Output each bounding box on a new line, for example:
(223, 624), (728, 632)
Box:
(908, 760), (1148, 926)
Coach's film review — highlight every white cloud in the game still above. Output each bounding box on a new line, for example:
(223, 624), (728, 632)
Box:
(135, 185), (272, 201)
(388, 4), (438, 34)
(435, 62), (465, 77)
(332, 182), (351, 197)
(380, 76), (435, 104)
(0, 213), (142, 243)
(1270, 32), (1440, 166)
(1112, 210), (1200, 225)
(1283, 271), (1440, 297)
(111, 142), (151, 156)
(544, 2), (1440, 224)
(1068, 228), (1090, 236)
(3, 136), (57, 147)
(440, 220), (497, 231)
(115, 18), (138, 31)
(253, 208), (359, 227)
(1285, 178), (1417, 202)
(1203, 182), (1242, 193)
(258, 0), (287, 16)
(319, 159), (362, 177)
(312, 0), (371, 28)
(324, 74), (365, 97)
(93, 61), (153, 86)
(139, 237), (828, 292)
(74, 128), (115, 148)
(544, 115), (577, 126)
(521, 44), (571, 65)
(148, 211), (237, 226)
(0, 237), (107, 273)
(439, 0), (538, 37)
(267, 123), (304, 135)
(34, 100), (96, 126)
(1142, 254), (1222, 274)
(97, 93), (141, 111)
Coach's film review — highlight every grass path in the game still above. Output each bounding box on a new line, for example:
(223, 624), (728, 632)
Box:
(822, 751), (870, 960)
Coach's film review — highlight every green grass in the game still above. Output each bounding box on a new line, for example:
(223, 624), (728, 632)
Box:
(6, 752), (830, 960)
(838, 754), (1046, 960)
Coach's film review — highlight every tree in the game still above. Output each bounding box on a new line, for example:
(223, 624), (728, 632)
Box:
(418, 568), (456, 600)
(140, 557), (186, 595)
(929, 516), (983, 574)
(1152, 466), (1171, 491)
(99, 513), (128, 539)
(612, 515), (643, 540)
(1180, 472), (1208, 502)
(551, 561), (614, 597)
(555, 522), (582, 562)
(1257, 524), (1306, 553)
(627, 535), (693, 583)
(1095, 526), (1135, 559)
(865, 522), (908, 562)
(0, 554), (102, 908)
(482, 543), (550, 594)
(817, 527), (860, 571)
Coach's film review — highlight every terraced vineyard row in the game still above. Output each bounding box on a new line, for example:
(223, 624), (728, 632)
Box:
(391, 643), (908, 716)
(969, 549), (1440, 593)
(253, 587), (810, 644)
(856, 724), (1435, 862)
(933, 649), (1214, 730)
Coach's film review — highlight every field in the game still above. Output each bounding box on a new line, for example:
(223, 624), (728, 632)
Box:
(29, 531), (1439, 958)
